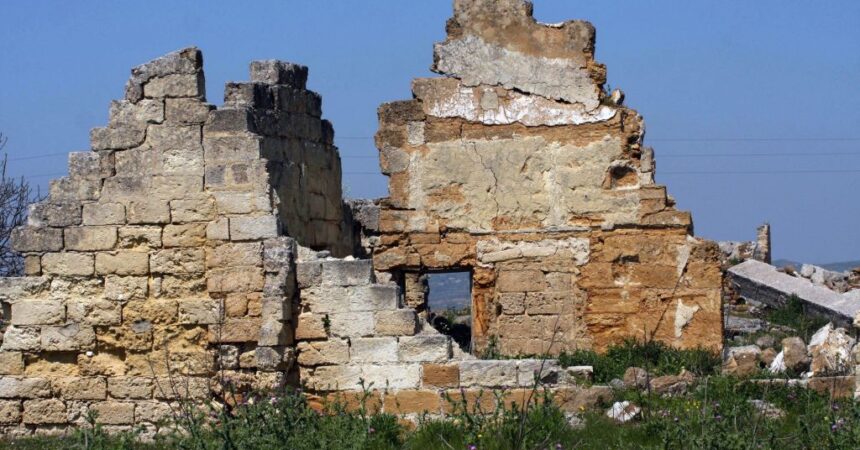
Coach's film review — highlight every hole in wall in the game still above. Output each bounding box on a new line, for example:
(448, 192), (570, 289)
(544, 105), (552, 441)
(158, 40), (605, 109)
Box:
(426, 271), (472, 352)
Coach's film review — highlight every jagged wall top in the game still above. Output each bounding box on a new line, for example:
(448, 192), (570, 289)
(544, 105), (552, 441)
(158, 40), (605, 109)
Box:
(433, 0), (606, 109)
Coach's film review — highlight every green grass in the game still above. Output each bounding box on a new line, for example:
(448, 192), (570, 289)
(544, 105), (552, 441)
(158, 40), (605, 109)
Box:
(767, 295), (829, 342)
(558, 339), (722, 383)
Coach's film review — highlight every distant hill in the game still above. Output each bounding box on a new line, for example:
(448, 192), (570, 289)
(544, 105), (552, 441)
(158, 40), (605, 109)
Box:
(772, 259), (860, 273)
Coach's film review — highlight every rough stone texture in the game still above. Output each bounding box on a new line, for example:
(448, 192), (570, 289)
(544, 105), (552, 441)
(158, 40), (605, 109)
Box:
(372, 0), (722, 355)
(729, 260), (860, 328)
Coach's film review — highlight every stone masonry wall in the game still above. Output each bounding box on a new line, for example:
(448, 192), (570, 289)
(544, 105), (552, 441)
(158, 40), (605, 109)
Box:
(0, 48), (346, 435)
(372, 0), (723, 354)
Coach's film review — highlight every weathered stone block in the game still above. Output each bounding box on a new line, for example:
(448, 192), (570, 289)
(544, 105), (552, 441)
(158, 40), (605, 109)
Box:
(90, 401), (135, 425)
(374, 310), (417, 336)
(208, 318), (261, 343)
(349, 285), (398, 312)
(49, 177), (101, 202)
(41, 252), (94, 276)
(383, 390), (441, 414)
(64, 226), (117, 251)
(108, 377), (154, 399)
(255, 346), (289, 371)
(297, 340), (349, 366)
(0, 400), (21, 424)
(144, 73), (204, 99)
(161, 223), (205, 248)
(0, 353), (24, 376)
(309, 365), (361, 391)
(0, 327), (40, 352)
(67, 299), (121, 326)
(250, 60), (308, 88)
(78, 352), (126, 377)
(321, 260), (373, 286)
(459, 361), (519, 388)
(178, 299), (221, 325)
(53, 377), (107, 400)
(206, 267), (264, 293)
(0, 377), (51, 399)
(497, 270), (546, 293)
(41, 324), (96, 351)
(296, 261), (322, 288)
(206, 218), (230, 241)
(170, 196), (215, 223)
(11, 227), (63, 253)
(103, 275), (148, 301)
(22, 399), (66, 424)
(350, 337), (398, 363)
(28, 203), (81, 228)
(206, 243), (262, 269)
(150, 248), (205, 274)
(258, 320), (292, 346)
(361, 364), (421, 390)
(127, 200), (171, 225)
(10, 300), (64, 326)
(82, 203), (125, 225)
(329, 312), (375, 338)
(90, 126), (145, 151)
(295, 313), (327, 340)
(117, 226), (162, 249)
(95, 251), (149, 275)
(398, 335), (451, 362)
(165, 98), (213, 124)
(123, 299), (178, 325)
(229, 215), (278, 241)
(422, 363), (459, 388)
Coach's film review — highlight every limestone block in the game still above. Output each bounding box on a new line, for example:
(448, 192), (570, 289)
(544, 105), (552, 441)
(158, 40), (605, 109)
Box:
(103, 276), (148, 301)
(263, 237), (295, 272)
(0, 277), (49, 302)
(178, 299), (221, 325)
(361, 364), (420, 390)
(53, 377), (107, 400)
(108, 98), (164, 127)
(22, 399), (66, 424)
(134, 401), (172, 423)
(117, 226), (162, 249)
(310, 365), (361, 391)
(297, 340), (349, 366)
(49, 177), (100, 202)
(229, 215), (278, 241)
(165, 98), (213, 124)
(97, 324), (152, 353)
(250, 60), (308, 88)
(459, 360), (519, 387)
(28, 203), (81, 228)
(206, 243), (262, 269)
(212, 195), (269, 220)
(41, 324), (96, 351)
(0, 353), (24, 376)
(296, 262), (322, 288)
(321, 260), (373, 286)
(11, 227), (63, 253)
(497, 293), (525, 314)
(170, 196), (215, 223)
(127, 200), (170, 225)
(0, 377), (50, 399)
(66, 299), (121, 326)
(78, 352), (126, 377)
(10, 300), (64, 326)
(68, 151), (114, 180)
(204, 108), (255, 134)
(421, 363), (460, 388)
(206, 267), (264, 293)
(398, 335), (451, 362)
(258, 320), (292, 346)
(497, 270), (546, 293)
(150, 175), (203, 199)
(217, 345), (240, 369)
(82, 203), (125, 226)
(108, 378), (154, 399)
(329, 312), (375, 337)
(90, 126), (145, 151)
(349, 285), (398, 312)
(144, 73), (204, 98)
(203, 135), (263, 163)
(516, 359), (562, 387)
(350, 337), (398, 363)
(152, 377), (208, 399)
(123, 299), (178, 325)
(90, 402), (135, 425)
(162, 223), (206, 248)
(95, 251), (149, 276)
(41, 252), (94, 276)
(374, 310), (417, 336)
(0, 401), (21, 424)
(208, 318), (261, 343)
(125, 47), (202, 102)
(64, 226), (117, 251)
(255, 346), (289, 371)
(295, 313), (327, 340)
(0, 327), (40, 352)
(206, 218), (230, 241)
(150, 248), (205, 274)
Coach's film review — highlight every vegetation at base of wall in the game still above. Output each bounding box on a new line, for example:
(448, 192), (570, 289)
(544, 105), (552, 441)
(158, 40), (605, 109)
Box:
(766, 295), (829, 342)
(3, 376), (860, 450)
(558, 340), (722, 383)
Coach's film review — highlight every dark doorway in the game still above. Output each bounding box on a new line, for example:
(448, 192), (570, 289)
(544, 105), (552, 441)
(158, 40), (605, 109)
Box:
(426, 271), (472, 352)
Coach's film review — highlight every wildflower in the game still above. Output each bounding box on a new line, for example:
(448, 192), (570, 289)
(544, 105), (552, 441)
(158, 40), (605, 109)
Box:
(368, 427), (375, 434)
(556, 444), (563, 449)
(468, 445), (477, 450)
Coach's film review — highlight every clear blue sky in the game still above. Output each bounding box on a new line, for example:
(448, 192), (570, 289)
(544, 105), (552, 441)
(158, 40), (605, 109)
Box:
(1, 1), (858, 264)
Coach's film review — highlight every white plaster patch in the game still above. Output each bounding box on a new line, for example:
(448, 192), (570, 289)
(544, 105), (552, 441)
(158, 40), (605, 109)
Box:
(674, 299), (700, 338)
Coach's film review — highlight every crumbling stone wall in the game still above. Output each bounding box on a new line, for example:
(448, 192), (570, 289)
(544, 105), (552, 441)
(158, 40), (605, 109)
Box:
(0, 48), (347, 434)
(372, 0), (723, 354)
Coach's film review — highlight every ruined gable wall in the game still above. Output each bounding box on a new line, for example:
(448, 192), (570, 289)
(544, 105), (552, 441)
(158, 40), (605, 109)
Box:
(373, 0), (723, 354)
(0, 48), (348, 434)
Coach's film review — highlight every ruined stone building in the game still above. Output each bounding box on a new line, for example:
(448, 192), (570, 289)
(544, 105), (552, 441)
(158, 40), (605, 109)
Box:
(0, 0), (721, 434)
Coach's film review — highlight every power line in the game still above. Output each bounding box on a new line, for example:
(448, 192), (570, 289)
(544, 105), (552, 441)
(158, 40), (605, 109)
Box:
(660, 169), (860, 175)
(336, 136), (860, 142)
